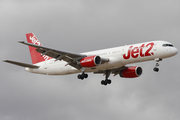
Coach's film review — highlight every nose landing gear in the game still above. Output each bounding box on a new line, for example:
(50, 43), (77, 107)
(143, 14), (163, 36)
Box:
(153, 58), (162, 72)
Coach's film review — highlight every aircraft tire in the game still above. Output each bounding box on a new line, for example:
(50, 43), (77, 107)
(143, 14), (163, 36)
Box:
(84, 74), (88, 78)
(153, 67), (159, 72)
(78, 74), (81, 79)
(107, 79), (111, 84)
(101, 80), (107, 86)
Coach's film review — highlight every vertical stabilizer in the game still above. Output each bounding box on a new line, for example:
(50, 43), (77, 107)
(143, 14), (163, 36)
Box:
(26, 33), (51, 64)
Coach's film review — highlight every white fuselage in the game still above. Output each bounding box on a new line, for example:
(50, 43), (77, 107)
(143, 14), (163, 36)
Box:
(25, 41), (178, 75)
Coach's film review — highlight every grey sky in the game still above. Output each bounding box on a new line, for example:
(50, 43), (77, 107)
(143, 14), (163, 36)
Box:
(1, 0), (180, 120)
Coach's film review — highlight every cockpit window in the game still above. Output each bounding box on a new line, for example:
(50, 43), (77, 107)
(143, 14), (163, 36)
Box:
(162, 44), (174, 47)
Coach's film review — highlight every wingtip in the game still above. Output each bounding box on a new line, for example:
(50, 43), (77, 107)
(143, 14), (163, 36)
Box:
(3, 60), (12, 63)
(19, 41), (25, 43)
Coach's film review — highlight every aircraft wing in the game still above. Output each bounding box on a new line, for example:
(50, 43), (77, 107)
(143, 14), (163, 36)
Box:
(19, 41), (108, 70)
(19, 41), (86, 58)
(4, 60), (39, 68)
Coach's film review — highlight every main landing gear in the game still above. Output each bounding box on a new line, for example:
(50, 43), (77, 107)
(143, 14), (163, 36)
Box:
(101, 70), (111, 86)
(77, 70), (111, 86)
(77, 71), (88, 80)
(153, 58), (162, 72)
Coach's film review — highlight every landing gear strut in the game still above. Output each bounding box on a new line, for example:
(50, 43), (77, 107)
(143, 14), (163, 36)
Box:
(77, 71), (88, 80)
(153, 58), (162, 72)
(101, 70), (111, 86)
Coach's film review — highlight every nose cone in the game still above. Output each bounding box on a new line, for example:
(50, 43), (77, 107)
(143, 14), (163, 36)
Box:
(171, 47), (178, 56)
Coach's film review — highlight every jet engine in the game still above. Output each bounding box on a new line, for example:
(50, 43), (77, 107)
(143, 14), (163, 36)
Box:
(119, 66), (142, 78)
(80, 55), (101, 67)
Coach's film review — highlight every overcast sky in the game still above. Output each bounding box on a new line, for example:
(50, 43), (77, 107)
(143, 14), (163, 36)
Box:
(1, 0), (180, 120)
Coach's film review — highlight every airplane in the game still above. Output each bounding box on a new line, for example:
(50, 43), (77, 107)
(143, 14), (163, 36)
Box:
(4, 33), (178, 85)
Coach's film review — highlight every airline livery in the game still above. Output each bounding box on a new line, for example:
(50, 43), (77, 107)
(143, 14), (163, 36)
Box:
(4, 33), (178, 85)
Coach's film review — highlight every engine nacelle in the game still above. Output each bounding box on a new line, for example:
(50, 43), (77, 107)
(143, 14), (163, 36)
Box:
(119, 66), (142, 78)
(80, 55), (101, 67)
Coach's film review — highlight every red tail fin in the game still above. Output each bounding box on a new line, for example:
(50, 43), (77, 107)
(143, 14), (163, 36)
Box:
(26, 33), (52, 64)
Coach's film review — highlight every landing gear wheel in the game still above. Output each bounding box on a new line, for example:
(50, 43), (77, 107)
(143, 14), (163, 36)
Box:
(101, 70), (111, 86)
(78, 74), (81, 79)
(107, 79), (111, 84)
(77, 73), (88, 80)
(101, 80), (107, 85)
(80, 76), (84, 80)
(101, 79), (111, 86)
(77, 74), (84, 80)
(153, 67), (159, 72)
(84, 74), (88, 78)
(101, 80), (104, 85)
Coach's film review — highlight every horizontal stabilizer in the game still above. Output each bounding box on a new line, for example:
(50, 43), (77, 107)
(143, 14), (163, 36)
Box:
(4, 60), (39, 68)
